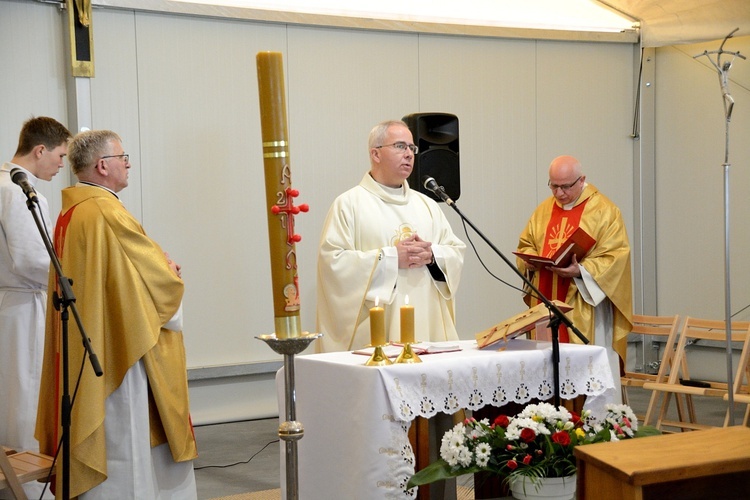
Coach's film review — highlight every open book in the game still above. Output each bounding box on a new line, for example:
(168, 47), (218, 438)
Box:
(513, 227), (595, 268)
(353, 342), (461, 358)
(475, 300), (573, 350)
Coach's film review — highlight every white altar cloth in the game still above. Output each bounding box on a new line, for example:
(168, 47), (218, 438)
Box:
(276, 339), (615, 499)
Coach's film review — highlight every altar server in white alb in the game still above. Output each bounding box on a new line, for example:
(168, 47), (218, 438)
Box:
(316, 119), (465, 352)
(0, 117), (70, 499)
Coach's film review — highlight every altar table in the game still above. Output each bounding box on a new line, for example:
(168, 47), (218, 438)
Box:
(276, 339), (616, 499)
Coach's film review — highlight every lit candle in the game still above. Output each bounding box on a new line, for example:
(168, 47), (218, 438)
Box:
(370, 297), (386, 347)
(400, 295), (415, 344)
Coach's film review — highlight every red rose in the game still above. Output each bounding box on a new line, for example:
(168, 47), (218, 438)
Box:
(493, 415), (510, 428)
(551, 431), (571, 446)
(522, 454), (532, 465)
(520, 428), (536, 443)
(507, 460), (518, 470)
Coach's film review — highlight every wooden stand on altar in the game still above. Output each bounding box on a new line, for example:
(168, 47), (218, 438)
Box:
(475, 300), (572, 348)
(574, 426), (750, 499)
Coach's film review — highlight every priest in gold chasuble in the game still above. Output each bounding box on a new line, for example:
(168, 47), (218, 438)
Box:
(36, 130), (197, 499)
(516, 155), (633, 400)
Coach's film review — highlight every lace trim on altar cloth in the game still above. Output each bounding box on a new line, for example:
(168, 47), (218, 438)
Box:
(380, 346), (615, 422)
(375, 414), (417, 499)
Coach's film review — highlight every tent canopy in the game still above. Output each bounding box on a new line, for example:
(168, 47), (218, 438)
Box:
(94, 0), (750, 46)
(604, 0), (750, 47)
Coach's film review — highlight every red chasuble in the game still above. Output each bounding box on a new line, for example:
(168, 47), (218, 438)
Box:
(530, 199), (589, 342)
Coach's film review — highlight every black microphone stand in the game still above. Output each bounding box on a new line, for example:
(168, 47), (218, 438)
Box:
(21, 195), (103, 500)
(429, 182), (588, 408)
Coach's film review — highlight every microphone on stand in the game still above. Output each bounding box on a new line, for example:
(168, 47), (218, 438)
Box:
(10, 167), (39, 203)
(422, 176), (454, 206)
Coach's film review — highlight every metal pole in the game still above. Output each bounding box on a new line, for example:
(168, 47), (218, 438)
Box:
(694, 29), (745, 425)
(257, 333), (321, 500)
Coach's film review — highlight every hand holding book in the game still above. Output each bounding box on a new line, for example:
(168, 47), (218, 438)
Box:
(513, 227), (595, 269)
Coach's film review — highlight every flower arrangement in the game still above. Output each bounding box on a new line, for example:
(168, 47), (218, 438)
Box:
(407, 402), (659, 492)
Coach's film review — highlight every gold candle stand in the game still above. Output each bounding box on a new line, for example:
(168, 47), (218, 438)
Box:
(395, 343), (422, 363)
(364, 344), (393, 366)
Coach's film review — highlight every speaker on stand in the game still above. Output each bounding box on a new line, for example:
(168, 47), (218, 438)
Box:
(402, 113), (460, 203)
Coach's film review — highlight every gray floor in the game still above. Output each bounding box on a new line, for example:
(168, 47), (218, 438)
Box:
(192, 387), (748, 499)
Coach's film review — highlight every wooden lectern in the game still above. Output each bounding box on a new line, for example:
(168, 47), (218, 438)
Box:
(574, 426), (750, 500)
(475, 300), (573, 349)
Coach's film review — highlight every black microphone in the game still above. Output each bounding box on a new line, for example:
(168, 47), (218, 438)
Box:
(422, 176), (454, 205)
(10, 167), (39, 203)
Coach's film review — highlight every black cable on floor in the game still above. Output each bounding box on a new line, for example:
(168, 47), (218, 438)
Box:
(194, 439), (279, 470)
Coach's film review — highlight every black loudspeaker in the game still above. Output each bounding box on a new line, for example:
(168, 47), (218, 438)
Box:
(402, 113), (460, 203)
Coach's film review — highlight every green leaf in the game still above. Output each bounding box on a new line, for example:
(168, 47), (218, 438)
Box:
(406, 460), (455, 487)
(635, 425), (662, 438)
(406, 460), (480, 488)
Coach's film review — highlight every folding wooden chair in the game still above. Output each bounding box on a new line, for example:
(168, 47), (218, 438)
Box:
(620, 314), (682, 426)
(0, 447), (53, 500)
(723, 326), (750, 426)
(643, 317), (750, 432)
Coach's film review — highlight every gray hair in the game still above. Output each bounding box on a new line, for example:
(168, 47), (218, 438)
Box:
(68, 130), (122, 174)
(368, 120), (408, 150)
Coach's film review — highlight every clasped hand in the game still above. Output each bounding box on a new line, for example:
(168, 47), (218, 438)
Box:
(165, 252), (182, 278)
(396, 234), (433, 269)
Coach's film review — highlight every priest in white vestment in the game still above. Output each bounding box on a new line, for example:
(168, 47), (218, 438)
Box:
(316, 119), (465, 353)
(316, 120), (466, 499)
(0, 117), (70, 500)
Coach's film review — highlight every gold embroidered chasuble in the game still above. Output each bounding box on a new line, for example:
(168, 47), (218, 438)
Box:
(35, 185), (197, 497)
(516, 183), (633, 362)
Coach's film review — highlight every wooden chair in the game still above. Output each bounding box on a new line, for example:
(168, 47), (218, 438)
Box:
(643, 317), (750, 432)
(620, 314), (682, 426)
(0, 447), (53, 500)
(723, 326), (750, 426)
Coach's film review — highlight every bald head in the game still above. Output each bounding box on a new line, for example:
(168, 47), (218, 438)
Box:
(548, 155), (585, 205)
(549, 155), (581, 179)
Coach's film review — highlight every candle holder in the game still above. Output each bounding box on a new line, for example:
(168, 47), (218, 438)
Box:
(256, 332), (321, 500)
(364, 344), (393, 366)
(395, 342), (422, 364)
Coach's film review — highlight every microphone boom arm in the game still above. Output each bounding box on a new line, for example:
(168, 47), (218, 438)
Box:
(431, 183), (588, 345)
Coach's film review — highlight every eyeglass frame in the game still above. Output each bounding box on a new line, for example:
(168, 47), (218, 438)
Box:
(374, 142), (418, 154)
(548, 176), (582, 191)
(100, 153), (130, 163)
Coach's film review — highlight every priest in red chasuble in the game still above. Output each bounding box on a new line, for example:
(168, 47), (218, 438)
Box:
(516, 155), (633, 402)
(36, 130), (197, 499)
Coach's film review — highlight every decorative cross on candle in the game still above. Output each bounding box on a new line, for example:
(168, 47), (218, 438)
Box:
(272, 187), (309, 245)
